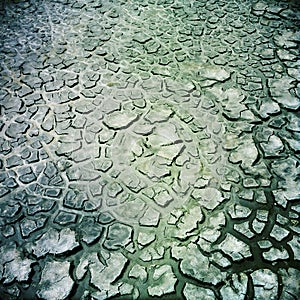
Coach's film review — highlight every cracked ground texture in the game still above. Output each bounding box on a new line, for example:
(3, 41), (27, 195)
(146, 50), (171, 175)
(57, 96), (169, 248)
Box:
(0, 0), (299, 299)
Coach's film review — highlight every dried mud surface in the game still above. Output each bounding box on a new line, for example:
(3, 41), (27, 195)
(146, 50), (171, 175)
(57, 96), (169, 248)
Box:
(0, 0), (299, 299)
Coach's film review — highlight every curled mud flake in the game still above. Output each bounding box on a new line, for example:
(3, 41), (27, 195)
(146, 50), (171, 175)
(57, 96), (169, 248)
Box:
(103, 110), (139, 130)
